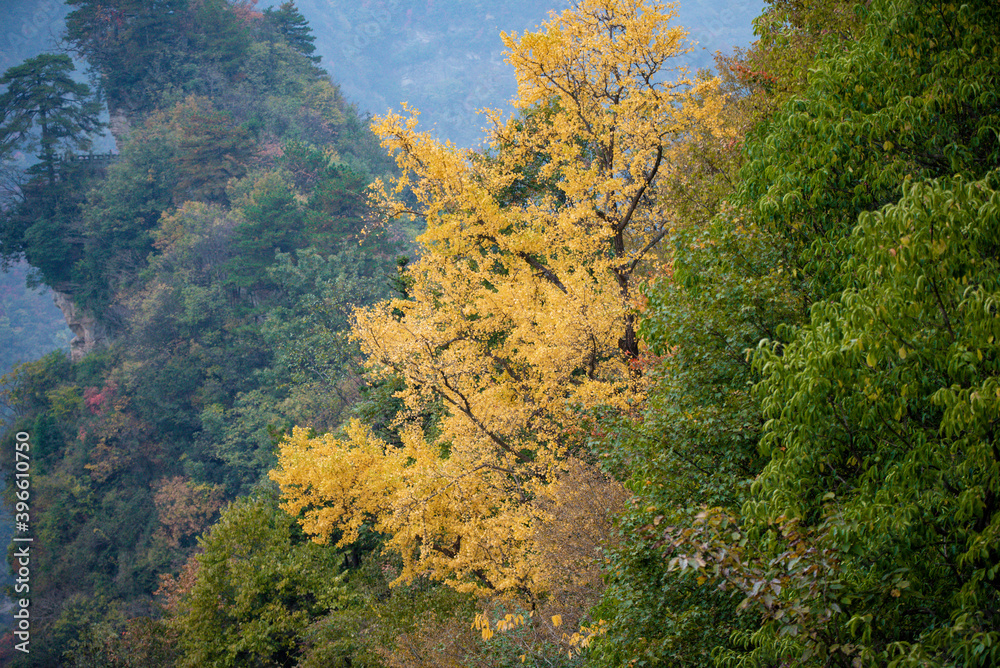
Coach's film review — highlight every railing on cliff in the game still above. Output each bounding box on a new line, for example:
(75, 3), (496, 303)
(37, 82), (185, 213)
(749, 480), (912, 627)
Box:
(62, 151), (120, 166)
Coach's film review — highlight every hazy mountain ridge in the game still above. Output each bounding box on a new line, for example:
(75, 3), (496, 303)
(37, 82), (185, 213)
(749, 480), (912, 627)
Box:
(1, 0), (762, 149)
(268, 0), (763, 147)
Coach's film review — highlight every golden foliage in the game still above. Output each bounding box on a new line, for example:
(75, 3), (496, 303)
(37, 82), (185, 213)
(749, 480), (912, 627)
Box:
(271, 0), (726, 597)
(471, 602), (609, 663)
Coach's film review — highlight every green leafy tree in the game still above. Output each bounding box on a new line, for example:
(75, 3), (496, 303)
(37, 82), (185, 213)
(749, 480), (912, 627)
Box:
(170, 96), (253, 205)
(65, 0), (252, 114)
(224, 170), (305, 291)
(65, 0), (185, 110)
(168, 494), (349, 668)
(594, 0), (1000, 664)
(75, 96), (253, 310)
(737, 0), (1000, 297)
(740, 170), (1000, 666)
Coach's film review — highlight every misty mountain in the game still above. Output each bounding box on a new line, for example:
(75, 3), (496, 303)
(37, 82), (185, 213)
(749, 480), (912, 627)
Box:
(281, 0), (763, 147)
(2, 1), (762, 149)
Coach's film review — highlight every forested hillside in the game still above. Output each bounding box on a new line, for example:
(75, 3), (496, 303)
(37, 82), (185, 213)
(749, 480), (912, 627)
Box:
(0, 1), (399, 664)
(0, 0), (998, 666)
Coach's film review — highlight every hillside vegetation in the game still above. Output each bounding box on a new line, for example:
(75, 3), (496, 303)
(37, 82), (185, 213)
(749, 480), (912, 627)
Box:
(0, 0), (997, 666)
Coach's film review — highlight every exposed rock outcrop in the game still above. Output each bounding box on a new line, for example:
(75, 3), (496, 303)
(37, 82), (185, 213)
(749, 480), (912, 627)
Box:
(108, 112), (132, 149)
(52, 291), (109, 362)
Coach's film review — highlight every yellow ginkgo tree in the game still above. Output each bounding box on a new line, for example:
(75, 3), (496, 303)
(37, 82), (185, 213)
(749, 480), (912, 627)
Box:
(271, 0), (730, 598)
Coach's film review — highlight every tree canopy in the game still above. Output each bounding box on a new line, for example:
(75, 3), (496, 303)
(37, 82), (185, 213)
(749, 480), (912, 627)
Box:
(613, 0), (1000, 665)
(270, 0), (730, 601)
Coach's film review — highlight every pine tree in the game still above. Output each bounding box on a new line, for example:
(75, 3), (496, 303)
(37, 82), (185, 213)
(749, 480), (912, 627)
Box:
(265, 1), (320, 62)
(0, 54), (105, 285)
(0, 54), (104, 185)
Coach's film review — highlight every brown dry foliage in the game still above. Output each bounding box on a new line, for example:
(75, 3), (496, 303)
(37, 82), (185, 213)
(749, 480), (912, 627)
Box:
(533, 458), (629, 607)
(153, 476), (225, 547)
(155, 550), (201, 615)
(377, 611), (497, 668)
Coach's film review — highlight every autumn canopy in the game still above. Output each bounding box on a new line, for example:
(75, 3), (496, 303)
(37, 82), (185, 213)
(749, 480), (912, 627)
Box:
(270, 0), (729, 596)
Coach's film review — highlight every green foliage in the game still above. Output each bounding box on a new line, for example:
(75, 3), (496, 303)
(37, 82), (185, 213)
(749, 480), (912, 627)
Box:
(738, 0), (1000, 297)
(292, 549), (487, 668)
(170, 96), (253, 204)
(241, 40), (323, 104)
(739, 0), (865, 103)
(75, 107), (186, 309)
(594, 0), (1000, 665)
(0, 349), (73, 423)
(590, 218), (787, 667)
(170, 494), (349, 668)
(64, 614), (178, 668)
(225, 170), (305, 290)
(261, 249), (389, 406)
(744, 171), (1000, 666)
(65, 0), (250, 114)
(0, 54), (105, 287)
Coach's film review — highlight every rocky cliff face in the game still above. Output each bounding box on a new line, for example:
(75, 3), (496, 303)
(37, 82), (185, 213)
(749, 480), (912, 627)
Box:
(52, 291), (108, 362)
(108, 112), (131, 148)
(46, 115), (127, 363)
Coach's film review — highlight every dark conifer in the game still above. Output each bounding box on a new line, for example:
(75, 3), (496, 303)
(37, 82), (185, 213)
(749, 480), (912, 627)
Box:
(0, 54), (104, 185)
(265, 1), (320, 62)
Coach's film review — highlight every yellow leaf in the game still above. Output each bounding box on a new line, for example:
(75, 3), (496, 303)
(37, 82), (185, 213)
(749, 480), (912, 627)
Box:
(552, 614), (563, 628)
